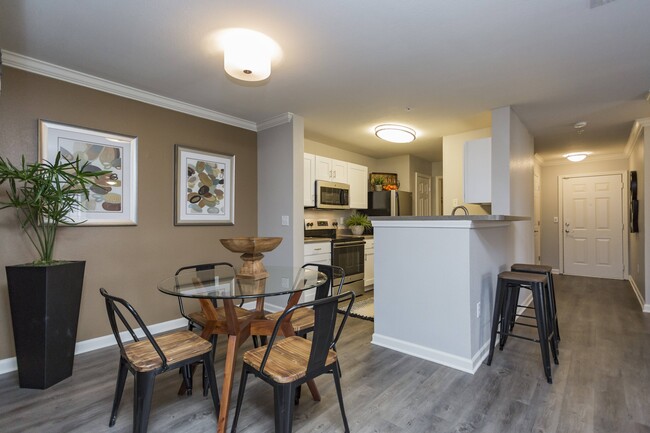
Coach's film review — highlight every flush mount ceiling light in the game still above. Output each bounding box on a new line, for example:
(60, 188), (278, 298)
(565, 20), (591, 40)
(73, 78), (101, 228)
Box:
(564, 152), (589, 162)
(374, 124), (416, 143)
(221, 29), (278, 81)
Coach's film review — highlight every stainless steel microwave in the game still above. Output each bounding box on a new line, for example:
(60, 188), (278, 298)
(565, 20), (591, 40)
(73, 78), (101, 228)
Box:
(315, 180), (350, 209)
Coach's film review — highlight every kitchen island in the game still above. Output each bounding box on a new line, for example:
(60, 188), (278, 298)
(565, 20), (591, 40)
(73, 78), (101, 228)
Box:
(370, 215), (528, 373)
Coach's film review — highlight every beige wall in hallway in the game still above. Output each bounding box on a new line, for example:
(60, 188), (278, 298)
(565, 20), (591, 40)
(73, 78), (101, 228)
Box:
(628, 129), (645, 302)
(0, 67), (258, 360)
(540, 158), (629, 271)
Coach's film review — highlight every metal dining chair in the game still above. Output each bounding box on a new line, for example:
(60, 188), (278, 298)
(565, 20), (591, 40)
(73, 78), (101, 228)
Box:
(99, 288), (219, 433)
(231, 290), (356, 433)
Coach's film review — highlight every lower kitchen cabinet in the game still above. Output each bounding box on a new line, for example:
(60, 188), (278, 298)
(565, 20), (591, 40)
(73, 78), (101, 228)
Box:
(364, 238), (374, 287)
(303, 241), (331, 302)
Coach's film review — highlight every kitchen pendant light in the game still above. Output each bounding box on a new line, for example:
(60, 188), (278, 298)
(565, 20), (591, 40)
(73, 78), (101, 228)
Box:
(374, 124), (416, 143)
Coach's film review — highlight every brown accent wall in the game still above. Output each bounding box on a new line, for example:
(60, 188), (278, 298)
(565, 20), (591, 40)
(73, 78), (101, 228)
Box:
(0, 67), (258, 359)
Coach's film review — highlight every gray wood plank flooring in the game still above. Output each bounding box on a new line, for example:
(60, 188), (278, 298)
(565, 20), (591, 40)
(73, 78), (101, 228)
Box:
(0, 275), (648, 432)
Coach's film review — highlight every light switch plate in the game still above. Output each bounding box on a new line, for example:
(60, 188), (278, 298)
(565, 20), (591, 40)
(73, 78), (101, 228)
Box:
(282, 215), (289, 226)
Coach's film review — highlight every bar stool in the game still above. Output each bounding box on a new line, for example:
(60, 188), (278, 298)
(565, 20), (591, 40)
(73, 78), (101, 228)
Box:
(510, 263), (560, 343)
(486, 271), (558, 383)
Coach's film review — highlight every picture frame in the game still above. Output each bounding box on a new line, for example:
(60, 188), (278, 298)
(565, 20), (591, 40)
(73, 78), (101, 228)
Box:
(38, 119), (138, 226)
(174, 144), (235, 225)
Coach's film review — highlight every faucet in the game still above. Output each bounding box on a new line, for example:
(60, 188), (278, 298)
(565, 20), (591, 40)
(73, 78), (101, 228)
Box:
(452, 205), (469, 216)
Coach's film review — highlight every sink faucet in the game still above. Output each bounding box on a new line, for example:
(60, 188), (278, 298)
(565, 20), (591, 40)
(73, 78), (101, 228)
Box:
(452, 205), (469, 216)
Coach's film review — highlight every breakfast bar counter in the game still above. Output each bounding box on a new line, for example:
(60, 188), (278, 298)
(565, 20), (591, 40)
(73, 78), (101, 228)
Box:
(370, 215), (528, 373)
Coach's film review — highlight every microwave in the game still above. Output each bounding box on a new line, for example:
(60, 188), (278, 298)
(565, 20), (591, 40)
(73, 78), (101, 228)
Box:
(315, 180), (350, 209)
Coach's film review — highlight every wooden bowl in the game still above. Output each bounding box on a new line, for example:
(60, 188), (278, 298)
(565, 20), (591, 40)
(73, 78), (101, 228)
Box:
(219, 237), (282, 256)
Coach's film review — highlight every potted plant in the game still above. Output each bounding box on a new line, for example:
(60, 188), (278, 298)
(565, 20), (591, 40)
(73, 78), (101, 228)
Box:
(372, 176), (385, 191)
(0, 153), (108, 389)
(344, 212), (371, 235)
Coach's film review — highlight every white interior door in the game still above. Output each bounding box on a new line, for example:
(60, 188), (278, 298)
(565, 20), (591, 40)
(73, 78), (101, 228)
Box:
(415, 173), (432, 216)
(562, 174), (624, 279)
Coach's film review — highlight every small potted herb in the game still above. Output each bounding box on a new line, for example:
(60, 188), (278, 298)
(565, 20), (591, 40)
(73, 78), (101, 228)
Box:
(372, 176), (385, 191)
(344, 212), (371, 235)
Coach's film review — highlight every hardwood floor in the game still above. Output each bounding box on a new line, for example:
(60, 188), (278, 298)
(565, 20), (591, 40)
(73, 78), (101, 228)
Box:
(0, 275), (648, 432)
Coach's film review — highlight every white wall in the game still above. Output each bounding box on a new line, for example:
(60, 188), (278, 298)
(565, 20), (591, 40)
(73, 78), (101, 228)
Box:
(375, 155), (411, 191)
(442, 127), (491, 215)
(628, 126), (645, 306)
(257, 114), (304, 268)
(305, 138), (376, 168)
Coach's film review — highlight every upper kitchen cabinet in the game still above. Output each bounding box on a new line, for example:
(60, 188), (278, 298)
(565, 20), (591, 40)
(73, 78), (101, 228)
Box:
(464, 137), (491, 204)
(304, 153), (316, 207)
(348, 162), (368, 209)
(315, 156), (348, 183)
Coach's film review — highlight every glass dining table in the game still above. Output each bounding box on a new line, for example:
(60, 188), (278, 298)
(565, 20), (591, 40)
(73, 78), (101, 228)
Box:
(158, 265), (327, 433)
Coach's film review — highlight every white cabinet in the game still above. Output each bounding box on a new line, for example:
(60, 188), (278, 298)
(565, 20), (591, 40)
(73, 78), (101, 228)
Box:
(315, 156), (348, 183)
(364, 238), (374, 287)
(304, 153), (316, 207)
(303, 242), (331, 301)
(347, 162), (368, 209)
(464, 137), (492, 204)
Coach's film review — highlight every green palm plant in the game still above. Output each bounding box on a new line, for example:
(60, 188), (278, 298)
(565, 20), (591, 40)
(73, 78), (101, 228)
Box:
(0, 153), (109, 264)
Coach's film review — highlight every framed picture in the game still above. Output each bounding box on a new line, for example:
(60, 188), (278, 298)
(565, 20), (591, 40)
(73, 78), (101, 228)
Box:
(38, 120), (138, 225)
(174, 145), (235, 225)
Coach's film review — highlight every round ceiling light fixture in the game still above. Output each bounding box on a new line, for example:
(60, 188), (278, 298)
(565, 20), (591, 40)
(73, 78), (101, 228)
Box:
(574, 121), (588, 129)
(221, 29), (278, 82)
(564, 152), (590, 162)
(374, 124), (416, 143)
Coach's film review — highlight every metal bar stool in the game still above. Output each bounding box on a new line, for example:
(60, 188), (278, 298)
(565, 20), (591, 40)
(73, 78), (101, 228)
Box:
(511, 263), (560, 343)
(486, 271), (558, 383)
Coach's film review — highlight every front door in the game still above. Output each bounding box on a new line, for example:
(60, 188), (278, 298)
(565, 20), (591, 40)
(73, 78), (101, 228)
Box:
(562, 174), (624, 279)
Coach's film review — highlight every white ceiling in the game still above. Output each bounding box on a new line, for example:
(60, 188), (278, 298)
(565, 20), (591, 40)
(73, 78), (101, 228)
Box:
(1, 0), (649, 163)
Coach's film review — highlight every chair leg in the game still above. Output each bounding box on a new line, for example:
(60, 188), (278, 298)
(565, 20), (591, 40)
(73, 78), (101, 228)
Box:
(332, 362), (350, 433)
(500, 284), (517, 351)
(182, 364), (193, 396)
(133, 371), (156, 433)
(252, 335), (259, 348)
(109, 357), (129, 427)
(532, 283), (552, 384)
(202, 352), (220, 413)
(231, 364), (250, 433)
(273, 383), (295, 433)
(487, 278), (506, 365)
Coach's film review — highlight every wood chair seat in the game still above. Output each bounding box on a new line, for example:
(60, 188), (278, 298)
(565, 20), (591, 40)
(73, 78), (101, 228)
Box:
(243, 336), (337, 384)
(187, 305), (255, 327)
(264, 308), (315, 333)
(124, 330), (213, 372)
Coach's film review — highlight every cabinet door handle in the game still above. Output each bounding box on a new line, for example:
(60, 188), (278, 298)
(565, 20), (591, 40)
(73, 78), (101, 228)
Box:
(314, 248), (322, 251)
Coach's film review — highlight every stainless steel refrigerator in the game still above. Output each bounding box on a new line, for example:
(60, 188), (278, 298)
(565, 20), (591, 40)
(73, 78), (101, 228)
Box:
(366, 191), (413, 216)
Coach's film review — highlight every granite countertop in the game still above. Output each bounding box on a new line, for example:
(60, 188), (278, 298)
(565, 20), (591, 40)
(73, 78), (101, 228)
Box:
(370, 215), (530, 221)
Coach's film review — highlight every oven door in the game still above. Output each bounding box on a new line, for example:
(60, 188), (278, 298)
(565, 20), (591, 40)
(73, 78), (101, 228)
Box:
(332, 240), (365, 283)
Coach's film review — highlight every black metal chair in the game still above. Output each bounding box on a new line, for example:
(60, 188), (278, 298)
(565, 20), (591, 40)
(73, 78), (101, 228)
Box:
(231, 290), (355, 433)
(99, 288), (219, 433)
(175, 262), (263, 395)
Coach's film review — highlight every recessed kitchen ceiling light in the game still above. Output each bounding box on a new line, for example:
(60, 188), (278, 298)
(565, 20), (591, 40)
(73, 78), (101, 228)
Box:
(563, 152), (590, 162)
(374, 124), (416, 143)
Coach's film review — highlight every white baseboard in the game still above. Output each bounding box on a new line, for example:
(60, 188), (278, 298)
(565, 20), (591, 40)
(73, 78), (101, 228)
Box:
(552, 268), (560, 274)
(0, 317), (188, 376)
(627, 276), (649, 313)
(371, 333), (484, 374)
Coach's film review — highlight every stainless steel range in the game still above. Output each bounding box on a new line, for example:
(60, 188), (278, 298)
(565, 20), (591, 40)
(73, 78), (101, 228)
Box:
(305, 219), (365, 296)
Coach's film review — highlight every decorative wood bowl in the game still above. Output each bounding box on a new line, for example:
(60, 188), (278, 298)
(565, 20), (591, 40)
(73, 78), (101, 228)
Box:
(220, 237), (283, 280)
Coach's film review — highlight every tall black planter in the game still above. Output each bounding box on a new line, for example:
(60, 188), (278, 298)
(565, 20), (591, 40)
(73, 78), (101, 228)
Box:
(6, 261), (85, 389)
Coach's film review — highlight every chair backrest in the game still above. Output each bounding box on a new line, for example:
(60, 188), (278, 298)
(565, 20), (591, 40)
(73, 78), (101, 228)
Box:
(99, 288), (169, 369)
(175, 262), (235, 313)
(259, 290), (355, 379)
(302, 263), (345, 300)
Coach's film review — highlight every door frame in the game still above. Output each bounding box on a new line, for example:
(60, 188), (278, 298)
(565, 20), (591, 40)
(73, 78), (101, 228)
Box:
(557, 170), (628, 278)
(434, 176), (443, 216)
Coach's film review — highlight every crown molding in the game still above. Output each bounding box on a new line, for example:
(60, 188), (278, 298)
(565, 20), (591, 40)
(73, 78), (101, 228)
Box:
(257, 112), (294, 131)
(624, 117), (650, 157)
(1, 50), (257, 131)
(533, 153), (545, 165)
